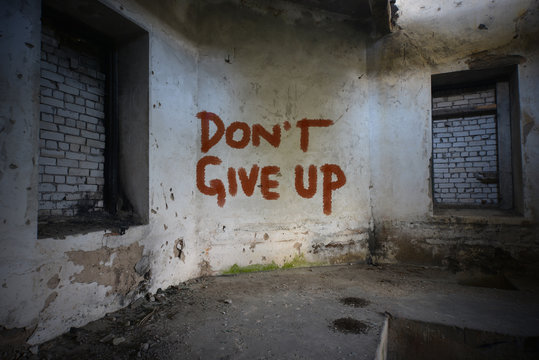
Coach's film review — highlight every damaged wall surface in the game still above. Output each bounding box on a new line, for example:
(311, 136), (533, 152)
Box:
(367, 0), (539, 269)
(0, 0), (538, 346)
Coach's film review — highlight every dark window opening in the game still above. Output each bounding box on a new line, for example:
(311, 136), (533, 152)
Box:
(38, 1), (149, 238)
(38, 12), (109, 219)
(431, 66), (522, 214)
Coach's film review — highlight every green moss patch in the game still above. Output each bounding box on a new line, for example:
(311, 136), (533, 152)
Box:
(223, 254), (324, 275)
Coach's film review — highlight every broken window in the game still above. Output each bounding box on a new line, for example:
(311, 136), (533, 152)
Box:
(431, 67), (522, 213)
(38, 1), (149, 237)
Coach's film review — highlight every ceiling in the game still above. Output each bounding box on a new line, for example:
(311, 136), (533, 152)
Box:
(283, 0), (373, 19)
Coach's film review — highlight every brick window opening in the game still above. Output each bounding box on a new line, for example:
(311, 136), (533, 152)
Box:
(38, 1), (149, 238)
(432, 86), (499, 206)
(431, 67), (523, 213)
(39, 20), (107, 218)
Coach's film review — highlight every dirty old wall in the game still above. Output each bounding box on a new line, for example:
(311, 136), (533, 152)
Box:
(1, 0), (372, 345)
(0, 0), (42, 336)
(367, 0), (539, 268)
(193, 0), (371, 271)
(0, 0), (198, 345)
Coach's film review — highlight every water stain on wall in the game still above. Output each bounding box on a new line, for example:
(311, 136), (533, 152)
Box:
(522, 111), (535, 145)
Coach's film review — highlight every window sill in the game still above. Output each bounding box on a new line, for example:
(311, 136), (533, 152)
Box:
(37, 212), (142, 239)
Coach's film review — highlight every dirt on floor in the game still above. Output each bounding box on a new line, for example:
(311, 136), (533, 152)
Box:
(3, 264), (539, 359)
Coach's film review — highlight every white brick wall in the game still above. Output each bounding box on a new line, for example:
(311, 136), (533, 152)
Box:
(38, 23), (106, 217)
(432, 87), (499, 206)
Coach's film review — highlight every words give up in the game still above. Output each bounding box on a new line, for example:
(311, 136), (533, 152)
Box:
(195, 111), (347, 215)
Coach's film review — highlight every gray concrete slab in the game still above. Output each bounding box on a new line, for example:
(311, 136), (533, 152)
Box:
(15, 264), (539, 359)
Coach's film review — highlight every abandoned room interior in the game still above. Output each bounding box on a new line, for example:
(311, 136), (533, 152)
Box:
(1, 0), (539, 358)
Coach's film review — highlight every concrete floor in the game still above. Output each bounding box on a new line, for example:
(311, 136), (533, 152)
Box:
(10, 264), (539, 359)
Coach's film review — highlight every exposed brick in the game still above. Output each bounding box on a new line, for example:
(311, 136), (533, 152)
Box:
(58, 158), (79, 168)
(65, 134), (86, 145)
(57, 184), (77, 193)
(57, 108), (79, 119)
(41, 149), (64, 158)
(79, 161), (98, 170)
(65, 118), (77, 127)
(39, 157), (56, 166)
(58, 83), (80, 96)
(58, 125), (80, 136)
(64, 94), (75, 103)
(40, 104), (54, 114)
(79, 184), (98, 192)
(80, 90), (98, 102)
(80, 114), (99, 124)
(39, 22), (107, 217)
(45, 166), (68, 175)
(67, 176), (86, 184)
(41, 131), (64, 141)
(87, 86), (105, 96)
(68, 168), (89, 176)
(53, 115), (65, 125)
(86, 108), (104, 119)
(66, 151), (86, 161)
(41, 113), (54, 122)
(90, 170), (103, 178)
(87, 139), (105, 149)
(42, 175), (54, 183)
(65, 77), (85, 90)
(87, 154), (104, 163)
(40, 121), (57, 132)
(433, 87), (499, 206)
(65, 103), (86, 113)
(45, 140), (58, 149)
(81, 129), (100, 140)
(66, 193), (82, 201)
(41, 69), (64, 83)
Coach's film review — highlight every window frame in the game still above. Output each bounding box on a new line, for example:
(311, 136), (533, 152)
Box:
(431, 66), (523, 215)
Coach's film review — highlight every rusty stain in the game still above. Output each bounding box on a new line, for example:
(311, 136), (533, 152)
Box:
(46, 274), (60, 289)
(43, 291), (58, 311)
(293, 242), (302, 253)
(263, 233), (269, 240)
(66, 243), (143, 296)
(198, 260), (213, 276)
